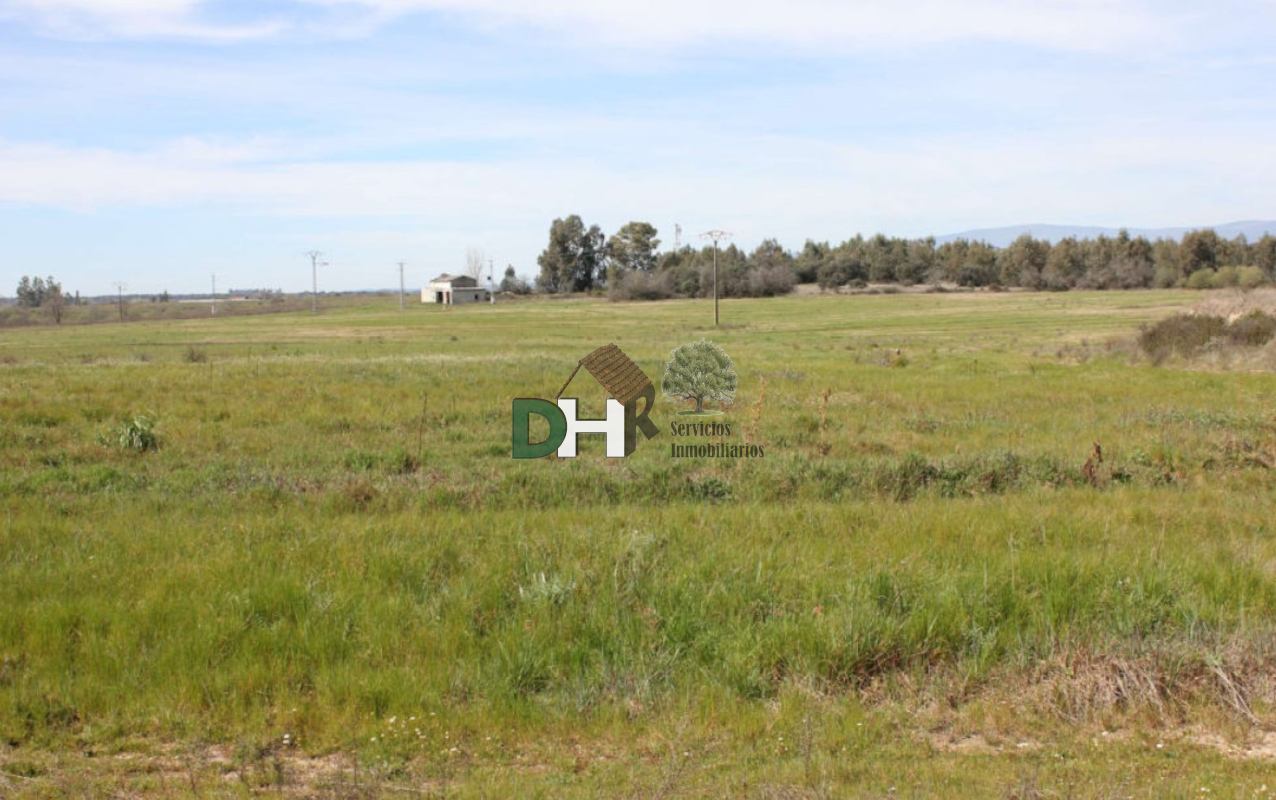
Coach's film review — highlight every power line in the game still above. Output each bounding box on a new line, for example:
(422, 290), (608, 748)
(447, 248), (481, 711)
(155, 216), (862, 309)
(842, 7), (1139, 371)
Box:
(111, 281), (128, 323)
(699, 229), (732, 327)
(305, 251), (326, 314)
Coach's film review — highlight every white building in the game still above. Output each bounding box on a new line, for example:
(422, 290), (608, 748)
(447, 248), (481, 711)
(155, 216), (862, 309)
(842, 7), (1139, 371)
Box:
(423, 274), (489, 305)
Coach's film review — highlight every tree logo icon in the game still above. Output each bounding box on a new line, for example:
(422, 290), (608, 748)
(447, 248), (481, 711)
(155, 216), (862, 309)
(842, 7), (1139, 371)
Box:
(661, 338), (738, 416)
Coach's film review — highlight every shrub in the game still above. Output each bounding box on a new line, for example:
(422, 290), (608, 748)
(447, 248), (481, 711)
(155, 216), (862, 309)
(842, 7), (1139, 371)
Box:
(1152, 264), (1180, 289)
(184, 347), (208, 363)
(1227, 311), (1276, 347)
(1138, 314), (1227, 362)
(1186, 269), (1216, 290)
(608, 270), (674, 301)
(1214, 265), (1240, 288)
(1139, 311), (1276, 362)
(1238, 266), (1267, 290)
(745, 265), (795, 297)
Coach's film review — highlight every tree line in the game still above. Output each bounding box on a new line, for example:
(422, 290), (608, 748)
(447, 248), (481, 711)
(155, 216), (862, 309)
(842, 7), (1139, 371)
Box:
(529, 216), (1276, 299)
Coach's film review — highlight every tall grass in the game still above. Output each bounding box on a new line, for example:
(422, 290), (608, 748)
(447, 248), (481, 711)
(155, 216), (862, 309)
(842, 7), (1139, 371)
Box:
(2, 291), (1276, 795)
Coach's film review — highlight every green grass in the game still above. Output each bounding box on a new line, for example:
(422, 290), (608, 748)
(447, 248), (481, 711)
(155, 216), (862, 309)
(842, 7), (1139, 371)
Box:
(3, 290), (1276, 796)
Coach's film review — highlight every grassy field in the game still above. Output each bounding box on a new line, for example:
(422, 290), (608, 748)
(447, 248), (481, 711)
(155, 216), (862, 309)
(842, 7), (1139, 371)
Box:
(3, 290), (1276, 797)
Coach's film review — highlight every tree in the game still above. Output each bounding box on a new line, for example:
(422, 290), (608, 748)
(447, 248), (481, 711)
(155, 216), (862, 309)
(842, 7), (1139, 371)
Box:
(537, 216), (582, 293)
(998, 234), (1049, 288)
(45, 277), (65, 324)
(577, 223), (605, 291)
(1042, 237), (1084, 290)
(818, 238), (867, 291)
(900, 238), (935, 285)
(499, 265), (530, 294)
(748, 238), (793, 272)
(16, 276), (47, 308)
(606, 221), (660, 283)
(794, 240), (829, 284)
(865, 234), (901, 283)
(660, 338), (738, 413)
(536, 215), (605, 293)
(1179, 229), (1223, 275)
(15, 275), (65, 319)
(465, 246), (487, 281)
(1152, 238), (1182, 287)
(655, 246), (701, 297)
(1252, 235), (1276, 279)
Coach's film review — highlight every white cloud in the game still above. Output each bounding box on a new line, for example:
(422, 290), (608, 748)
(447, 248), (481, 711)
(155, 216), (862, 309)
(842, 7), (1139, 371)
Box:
(0, 0), (283, 40)
(2, 124), (1271, 237)
(302, 0), (1174, 52)
(1, 0), (1180, 50)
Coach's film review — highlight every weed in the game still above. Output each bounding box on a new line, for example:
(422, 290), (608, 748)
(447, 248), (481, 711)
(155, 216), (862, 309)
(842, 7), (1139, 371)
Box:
(517, 572), (577, 606)
(685, 475), (732, 502)
(106, 413), (160, 452)
(817, 387), (831, 457)
(337, 477), (379, 510)
(747, 375), (767, 444)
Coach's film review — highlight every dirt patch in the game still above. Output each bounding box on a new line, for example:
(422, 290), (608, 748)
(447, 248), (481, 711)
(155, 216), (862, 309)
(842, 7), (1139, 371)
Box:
(1185, 728), (1276, 762)
(927, 732), (1042, 755)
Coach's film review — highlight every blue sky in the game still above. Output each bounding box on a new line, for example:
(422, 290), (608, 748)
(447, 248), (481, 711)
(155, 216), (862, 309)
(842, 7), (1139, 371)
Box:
(1, 0), (1275, 296)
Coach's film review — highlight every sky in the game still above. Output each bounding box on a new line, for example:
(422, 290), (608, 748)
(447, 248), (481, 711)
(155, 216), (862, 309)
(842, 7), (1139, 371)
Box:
(1, 1), (1275, 296)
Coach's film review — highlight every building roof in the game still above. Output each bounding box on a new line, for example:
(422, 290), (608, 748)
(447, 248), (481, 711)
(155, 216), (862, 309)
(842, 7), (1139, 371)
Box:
(579, 343), (653, 406)
(430, 274), (479, 287)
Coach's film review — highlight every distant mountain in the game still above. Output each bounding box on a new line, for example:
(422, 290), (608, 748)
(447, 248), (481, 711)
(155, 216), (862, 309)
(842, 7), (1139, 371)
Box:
(935, 220), (1276, 248)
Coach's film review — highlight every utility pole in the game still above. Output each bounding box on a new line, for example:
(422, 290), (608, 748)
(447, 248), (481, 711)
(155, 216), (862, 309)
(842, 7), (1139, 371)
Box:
(305, 251), (325, 314)
(112, 281), (127, 323)
(398, 261), (406, 311)
(211, 273), (217, 316)
(488, 258), (495, 304)
(700, 230), (732, 327)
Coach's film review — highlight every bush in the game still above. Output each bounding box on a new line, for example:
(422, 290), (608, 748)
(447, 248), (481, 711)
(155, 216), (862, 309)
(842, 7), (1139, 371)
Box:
(745, 265), (795, 297)
(608, 270), (674, 301)
(1139, 311), (1276, 362)
(1138, 314), (1227, 362)
(1238, 266), (1268, 290)
(1186, 269), (1217, 290)
(1214, 265), (1240, 288)
(1226, 311), (1276, 347)
(1152, 264), (1180, 289)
